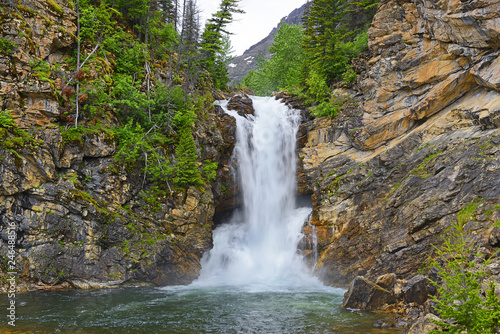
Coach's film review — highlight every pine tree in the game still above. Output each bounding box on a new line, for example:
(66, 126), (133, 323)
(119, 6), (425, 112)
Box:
(177, 0), (201, 100)
(174, 108), (202, 188)
(303, 0), (349, 82)
(200, 0), (243, 89)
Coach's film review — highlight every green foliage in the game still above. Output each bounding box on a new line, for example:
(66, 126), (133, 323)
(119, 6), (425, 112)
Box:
(428, 207), (500, 334)
(243, 23), (306, 95)
(74, 0), (180, 128)
(149, 84), (185, 133)
(303, 0), (349, 82)
(173, 108), (203, 188)
(148, 18), (178, 59)
(115, 120), (174, 187)
(0, 111), (16, 129)
(114, 0), (148, 24)
(301, 0), (376, 88)
(342, 66), (357, 85)
(202, 160), (218, 183)
(200, 0), (244, 89)
(0, 111), (38, 150)
(0, 38), (16, 54)
(305, 69), (329, 102)
(60, 122), (115, 146)
(29, 60), (52, 82)
(311, 97), (342, 118)
(79, 0), (118, 43)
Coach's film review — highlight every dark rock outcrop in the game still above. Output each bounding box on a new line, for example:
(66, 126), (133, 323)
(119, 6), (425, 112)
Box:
(342, 276), (396, 310)
(402, 275), (429, 306)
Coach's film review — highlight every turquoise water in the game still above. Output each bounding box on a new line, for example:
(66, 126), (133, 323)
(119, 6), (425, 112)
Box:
(1, 285), (402, 333)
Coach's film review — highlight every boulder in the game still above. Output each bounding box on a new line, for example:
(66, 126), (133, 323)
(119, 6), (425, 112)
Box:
(342, 276), (396, 310)
(376, 273), (397, 290)
(227, 94), (254, 117)
(407, 314), (442, 334)
(402, 275), (430, 305)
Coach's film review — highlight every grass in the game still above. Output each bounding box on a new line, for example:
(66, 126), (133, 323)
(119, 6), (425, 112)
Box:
(410, 151), (443, 178)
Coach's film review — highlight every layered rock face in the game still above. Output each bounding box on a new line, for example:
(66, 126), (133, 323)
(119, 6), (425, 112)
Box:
(0, 1), (237, 291)
(295, 0), (500, 286)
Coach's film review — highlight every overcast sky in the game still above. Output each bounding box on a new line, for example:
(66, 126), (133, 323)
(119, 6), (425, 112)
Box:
(197, 0), (307, 56)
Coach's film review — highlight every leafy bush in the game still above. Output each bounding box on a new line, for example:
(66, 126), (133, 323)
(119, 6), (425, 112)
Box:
(305, 70), (330, 103)
(29, 60), (52, 81)
(311, 98), (342, 118)
(342, 66), (357, 85)
(0, 111), (37, 149)
(242, 23), (306, 95)
(174, 124), (203, 188)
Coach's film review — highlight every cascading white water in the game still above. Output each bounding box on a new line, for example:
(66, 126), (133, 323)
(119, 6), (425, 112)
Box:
(195, 96), (318, 287)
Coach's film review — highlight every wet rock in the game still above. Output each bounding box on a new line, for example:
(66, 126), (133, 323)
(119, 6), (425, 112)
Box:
(342, 276), (396, 310)
(373, 319), (394, 329)
(227, 94), (254, 117)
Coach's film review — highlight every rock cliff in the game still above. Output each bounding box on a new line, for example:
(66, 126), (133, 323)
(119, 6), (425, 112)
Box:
(292, 0), (500, 287)
(0, 0), (237, 291)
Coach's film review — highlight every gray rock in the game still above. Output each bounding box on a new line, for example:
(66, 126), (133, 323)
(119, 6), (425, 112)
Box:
(402, 275), (430, 305)
(342, 276), (396, 310)
(407, 314), (442, 334)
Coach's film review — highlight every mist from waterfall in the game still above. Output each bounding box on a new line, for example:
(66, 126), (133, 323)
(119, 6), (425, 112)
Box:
(194, 96), (319, 287)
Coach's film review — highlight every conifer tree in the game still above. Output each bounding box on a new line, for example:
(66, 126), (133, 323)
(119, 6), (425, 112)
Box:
(174, 108), (202, 187)
(303, 0), (348, 82)
(177, 0), (201, 100)
(200, 0), (243, 89)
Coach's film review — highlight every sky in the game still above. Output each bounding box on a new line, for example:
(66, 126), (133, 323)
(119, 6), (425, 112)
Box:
(197, 0), (308, 56)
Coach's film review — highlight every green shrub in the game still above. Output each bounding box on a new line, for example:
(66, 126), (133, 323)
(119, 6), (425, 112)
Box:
(311, 98), (342, 118)
(0, 111), (16, 129)
(342, 66), (357, 85)
(0, 38), (16, 54)
(428, 205), (500, 333)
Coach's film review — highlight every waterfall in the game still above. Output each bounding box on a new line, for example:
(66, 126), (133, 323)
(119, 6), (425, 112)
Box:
(195, 96), (317, 287)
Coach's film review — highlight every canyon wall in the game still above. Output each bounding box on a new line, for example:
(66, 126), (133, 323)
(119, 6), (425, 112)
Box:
(294, 0), (500, 287)
(0, 0), (237, 291)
